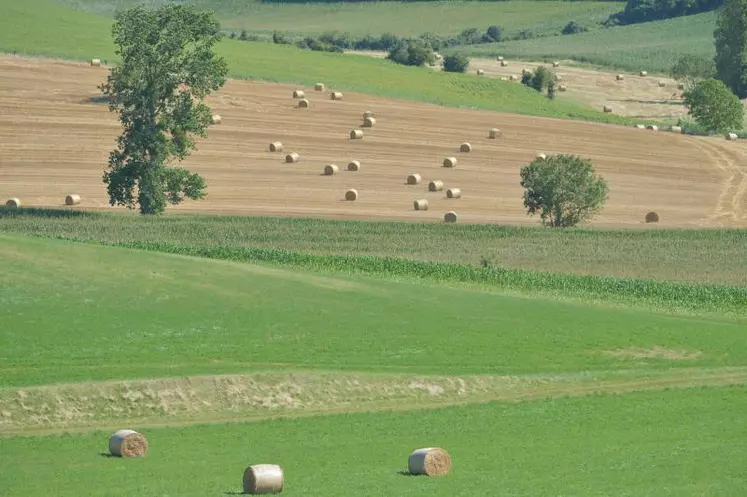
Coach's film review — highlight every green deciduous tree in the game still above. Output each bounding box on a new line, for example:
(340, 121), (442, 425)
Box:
(520, 154), (609, 228)
(442, 53), (470, 73)
(386, 39), (435, 67)
(669, 54), (716, 84)
(99, 4), (228, 215)
(683, 78), (744, 132)
(715, 0), (747, 98)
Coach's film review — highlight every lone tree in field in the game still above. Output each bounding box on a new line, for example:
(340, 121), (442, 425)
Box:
(715, 0), (747, 98)
(519, 154), (609, 228)
(683, 78), (744, 132)
(100, 4), (228, 215)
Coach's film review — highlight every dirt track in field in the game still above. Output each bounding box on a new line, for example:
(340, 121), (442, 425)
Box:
(0, 55), (745, 227)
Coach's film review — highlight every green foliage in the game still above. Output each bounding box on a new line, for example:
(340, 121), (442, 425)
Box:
(386, 39), (435, 67)
(669, 54), (716, 83)
(521, 66), (556, 97)
(99, 4), (227, 214)
(561, 20), (587, 34)
(442, 53), (470, 73)
(485, 25), (504, 43)
(683, 78), (744, 132)
(715, 0), (747, 98)
(520, 154), (609, 228)
(609, 0), (724, 26)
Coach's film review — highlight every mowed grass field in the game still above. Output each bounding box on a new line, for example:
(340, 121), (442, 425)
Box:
(461, 11), (717, 73)
(0, 0), (627, 123)
(56, 0), (623, 38)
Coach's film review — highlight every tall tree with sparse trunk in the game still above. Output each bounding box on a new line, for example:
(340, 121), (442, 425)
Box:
(715, 0), (747, 98)
(99, 4), (228, 215)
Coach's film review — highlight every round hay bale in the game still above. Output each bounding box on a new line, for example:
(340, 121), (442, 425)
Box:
(500, 60), (508, 67)
(535, 153), (547, 160)
(5, 198), (20, 208)
(616, 74), (625, 81)
(269, 142), (284, 152)
(677, 82), (686, 90)
(645, 211), (659, 223)
(298, 98), (310, 108)
(497, 56), (504, 61)
(476, 69), (485, 76)
(603, 105), (612, 113)
(315, 83), (325, 92)
(324, 164), (339, 175)
(65, 194), (81, 206)
(558, 84), (567, 92)
(434, 53), (443, 61)
(243, 464), (284, 494)
(350, 129), (363, 140)
(108, 429), (148, 458)
(658, 80), (666, 87)
(635, 124), (646, 129)
(285, 152), (299, 163)
(428, 180), (444, 192)
(459, 143), (471, 153)
(552, 61), (560, 67)
(646, 124), (659, 131)
(212, 115), (222, 124)
(363, 110), (375, 119)
(330, 92), (343, 100)
(345, 189), (358, 201)
(670, 126), (682, 133)
(639, 71), (648, 77)
(90, 59), (101, 67)
(726, 132), (738, 141)
(443, 212), (458, 224)
(407, 173), (422, 185)
(446, 188), (462, 199)
(500, 77), (508, 81)
(292, 89), (305, 99)
(488, 128), (501, 139)
(508, 75), (518, 82)
(443, 157), (457, 168)
(522, 68), (530, 75)
(555, 75), (564, 81)
(347, 160), (361, 172)
(413, 199), (429, 211)
(363, 116), (376, 127)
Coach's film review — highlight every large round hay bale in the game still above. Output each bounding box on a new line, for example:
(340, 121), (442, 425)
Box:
(726, 133), (738, 141)
(535, 153), (547, 160)
(645, 211), (659, 223)
(345, 189), (358, 201)
(408, 447), (452, 476)
(489, 128), (501, 139)
(603, 105), (612, 113)
(90, 59), (101, 67)
(350, 129), (363, 139)
(476, 69), (484, 76)
(65, 194), (81, 206)
(243, 464), (284, 494)
(508, 75), (517, 81)
(443, 157), (457, 168)
(497, 56), (504, 61)
(639, 71), (648, 77)
(677, 82), (685, 90)
(658, 80), (666, 87)
(347, 160), (361, 171)
(269, 142), (284, 152)
(443, 212), (458, 223)
(646, 124), (659, 131)
(363, 116), (376, 127)
(413, 199), (429, 211)
(552, 61), (560, 67)
(363, 110), (375, 119)
(407, 173), (422, 185)
(446, 188), (462, 199)
(555, 75), (564, 81)
(635, 124), (646, 129)
(292, 89), (305, 99)
(109, 429), (148, 457)
(670, 126), (682, 133)
(459, 143), (471, 153)
(285, 152), (299, 163)
(500, 60), (508, 67)
(558, 84), (567, 92)
(331, 92), (343, 100)
(5, 198), (20, 208)
(212, 115), (222, 124)
(616, 74), (625, 81)
(428, 180), (444, 192)
(315, 83), (325, 92)
(298, 98), (310, 108)
(324, 164), (339, 175)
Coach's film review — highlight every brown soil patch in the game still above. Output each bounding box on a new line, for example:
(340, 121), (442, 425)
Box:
(1, 55), (745, 227)
(602, 346), (703, 361)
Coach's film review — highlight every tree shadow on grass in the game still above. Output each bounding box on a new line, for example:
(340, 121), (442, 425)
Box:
(0, 207), (99, 219)
(98, 453), (117, 458)
(397, 470), (416, 477)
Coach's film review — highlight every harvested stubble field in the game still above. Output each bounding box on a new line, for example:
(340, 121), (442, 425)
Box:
(1, 56), (746, 228)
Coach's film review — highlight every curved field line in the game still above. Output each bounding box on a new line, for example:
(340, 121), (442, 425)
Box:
(694, 138), (747, 223)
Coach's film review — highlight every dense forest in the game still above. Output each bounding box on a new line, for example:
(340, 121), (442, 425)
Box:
(608, 0), (724, 25)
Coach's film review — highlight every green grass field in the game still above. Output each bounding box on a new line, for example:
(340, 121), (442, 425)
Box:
(2, 387), (746, 496)
(460, 11), (716, 73)
(2, 210), (745, 286)
(56, 0), (623, 39)
(0, 0), (629, 124)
